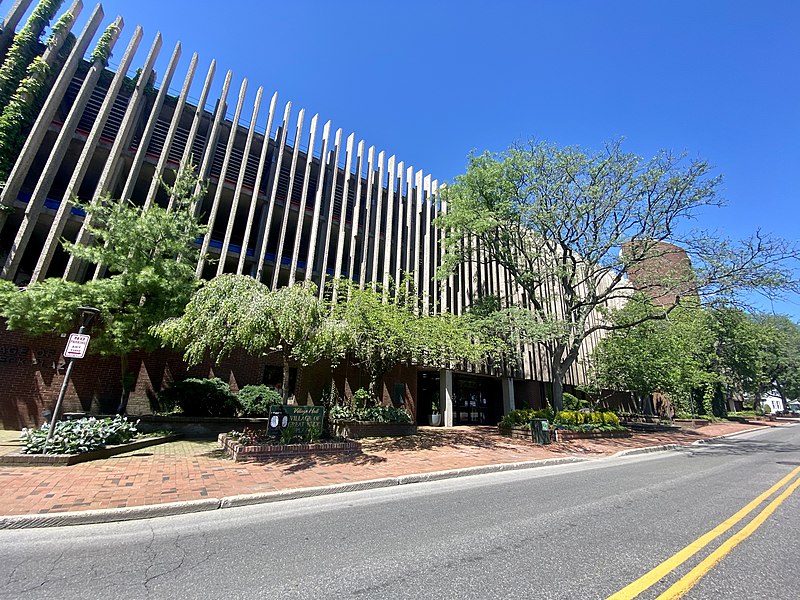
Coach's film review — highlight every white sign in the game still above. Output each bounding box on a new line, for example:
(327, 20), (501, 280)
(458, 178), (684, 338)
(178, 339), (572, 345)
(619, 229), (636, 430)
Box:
(63, 333), (91, 359)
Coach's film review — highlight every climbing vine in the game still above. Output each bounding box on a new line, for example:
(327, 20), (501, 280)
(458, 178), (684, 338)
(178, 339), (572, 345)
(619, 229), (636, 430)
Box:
(0, 0), (62, 109)
(90, 22), (119, 66)
(0, 56), (50, 179)
(46, 9), (73, 49)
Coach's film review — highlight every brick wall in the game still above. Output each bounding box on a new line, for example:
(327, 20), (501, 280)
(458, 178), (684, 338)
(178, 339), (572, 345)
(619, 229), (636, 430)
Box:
(0, 322), (269, 429)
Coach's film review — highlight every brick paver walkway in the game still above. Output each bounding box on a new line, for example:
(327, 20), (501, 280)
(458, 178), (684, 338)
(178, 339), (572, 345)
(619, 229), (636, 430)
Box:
(0, 421), (785, 517)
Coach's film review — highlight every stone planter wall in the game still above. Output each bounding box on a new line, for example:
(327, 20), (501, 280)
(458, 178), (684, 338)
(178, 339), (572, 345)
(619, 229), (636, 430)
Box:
(330, 421), (417, 439)
(673, 419), (711, 428)
(498, 425), (631, 443)
(0, 434), (179, 466)
(552, 429), (631, 442)
(219, 434), (361, 462)
(135, 415), (272, 438)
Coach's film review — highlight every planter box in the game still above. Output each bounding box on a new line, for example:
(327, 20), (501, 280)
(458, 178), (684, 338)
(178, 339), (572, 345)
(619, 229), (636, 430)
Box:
(219, 434), (361, 462)
(497, 425), (535, 441)
(552, 429), (631, 442)
(0, 434), (180, 467)
(329, 421), (417, 439)
(135, 415), (273, 438)
(498, 425), (631, 443)
(673, 419), (711, 428)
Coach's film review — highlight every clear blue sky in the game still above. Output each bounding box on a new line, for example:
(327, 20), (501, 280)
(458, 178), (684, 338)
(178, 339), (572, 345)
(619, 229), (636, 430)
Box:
(32, 1), (800, 315)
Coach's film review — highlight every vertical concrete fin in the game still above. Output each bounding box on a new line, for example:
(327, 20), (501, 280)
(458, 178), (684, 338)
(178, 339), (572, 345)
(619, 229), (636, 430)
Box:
(304, 119), (331, 287)
(0, 3), (104, 233)
(254, 99), (292, 283)
(196, 76), (248, 277)
(369, 150), (386, 288)
(0, 0), (33, 52)
(358, 145), (376, 289)
(122, 40), (182, 204)
(288, 112), (319, 285)
(331, 131), (355, 295)
(346, 139), (365, 285)
(381, 154), (397, 294)
(237, 90), (277, 275)
(191, 67), (231, 214)
(270, 106), (305, 288)
(317, 127), (342, 295)
(218, 85), (263, 277)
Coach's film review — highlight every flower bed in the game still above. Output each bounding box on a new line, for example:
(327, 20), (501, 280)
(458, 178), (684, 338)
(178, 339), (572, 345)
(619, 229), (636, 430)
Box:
(219, 433), (361, 462)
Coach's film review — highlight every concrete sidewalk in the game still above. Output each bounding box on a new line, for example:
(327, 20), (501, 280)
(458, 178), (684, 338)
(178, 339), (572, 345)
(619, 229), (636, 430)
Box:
(0, 421), (784, 528)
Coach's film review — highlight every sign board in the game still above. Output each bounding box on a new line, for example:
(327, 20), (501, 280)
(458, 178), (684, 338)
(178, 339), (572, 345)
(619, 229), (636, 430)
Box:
(268, 405), (325, 438)
(63, 333), (91, 359)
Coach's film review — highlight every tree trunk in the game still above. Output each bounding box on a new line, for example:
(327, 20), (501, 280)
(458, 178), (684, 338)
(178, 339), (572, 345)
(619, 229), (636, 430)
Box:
(282, 349), (291, 404)
(116, 354), (131, 415)
(551, 366), (564, 412)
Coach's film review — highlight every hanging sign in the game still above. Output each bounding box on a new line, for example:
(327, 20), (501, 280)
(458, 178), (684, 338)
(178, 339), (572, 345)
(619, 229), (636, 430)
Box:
(63, 333), (91, 359)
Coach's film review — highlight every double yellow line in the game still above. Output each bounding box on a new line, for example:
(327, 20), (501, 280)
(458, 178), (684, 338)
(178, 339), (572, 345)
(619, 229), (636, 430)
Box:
(607, 465), (800, 600)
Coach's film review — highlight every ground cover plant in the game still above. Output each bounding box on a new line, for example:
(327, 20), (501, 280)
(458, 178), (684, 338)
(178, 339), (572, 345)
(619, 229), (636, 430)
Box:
(20, 415), (139, 454)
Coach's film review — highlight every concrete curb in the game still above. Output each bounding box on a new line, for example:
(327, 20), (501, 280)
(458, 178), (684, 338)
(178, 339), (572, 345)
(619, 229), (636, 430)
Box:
(613, 444), (681, 457)
(0, 498), (221, 530)
(0, 457), (588, 529)
(692, 424), (774, 445)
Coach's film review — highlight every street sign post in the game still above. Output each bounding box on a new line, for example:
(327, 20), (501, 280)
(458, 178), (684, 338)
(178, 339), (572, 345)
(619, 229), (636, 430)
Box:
(63, 333), (91, 359)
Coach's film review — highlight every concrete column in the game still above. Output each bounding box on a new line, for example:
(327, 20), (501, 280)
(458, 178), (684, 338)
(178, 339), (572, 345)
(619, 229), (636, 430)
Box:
(381, 155), (396, 293)
(218, 86), (263, 276)
(33, 20), (140, 284)
(191, 69), (232, 214)
(1, 10), (119, 281)
(403, 165), (414, 281)
(143, 51), (198, 210)
(271, 107), (305, 287)
(121, 40), (182, 204)
(196, 77), (248, 277)
(237, 91), (277, 275)
(165, 59), (215, 210)
(287, 113), (318, 285)
(412, 170), (423, 309)
(303, 119), (331, 286)
(254, 100), (291, 284)
(345, 139), (365, 284)
(422, 174), (432, 314)
(316, 127), (342, 295)
(331, 132), (354, 298)
(440, 368), (454, 428)
(502, 377), (515, 415)
(0, 0), (32, 54)
(0, 4), (104, 234)
(392, 161), (404, 288)
(431, 180), (440, 314)
(357, 145), (375, 288)
(68, 31), (163, 281)
(369, 150), (385, 286)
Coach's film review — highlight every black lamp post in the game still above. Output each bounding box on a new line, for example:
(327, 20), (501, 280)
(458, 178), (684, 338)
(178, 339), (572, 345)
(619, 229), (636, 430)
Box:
(43, 306), (100, 452)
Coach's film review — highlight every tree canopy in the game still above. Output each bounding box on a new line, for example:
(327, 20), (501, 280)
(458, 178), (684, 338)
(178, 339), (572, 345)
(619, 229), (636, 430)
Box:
(155, 275), (346, 403)
(438, 139), (800, 410)
(0, 167), (205, 412)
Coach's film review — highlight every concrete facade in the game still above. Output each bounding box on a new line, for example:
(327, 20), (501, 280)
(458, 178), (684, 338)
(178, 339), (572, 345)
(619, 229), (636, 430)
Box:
(0, 1), (621, 427)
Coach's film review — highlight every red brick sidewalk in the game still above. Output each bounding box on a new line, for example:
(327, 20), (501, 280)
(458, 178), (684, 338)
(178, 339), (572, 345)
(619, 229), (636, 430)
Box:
(0, 421), (780, 517)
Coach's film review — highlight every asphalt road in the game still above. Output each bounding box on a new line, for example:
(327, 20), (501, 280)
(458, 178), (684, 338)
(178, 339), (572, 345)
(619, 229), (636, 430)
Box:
(1, 425), (798, 599)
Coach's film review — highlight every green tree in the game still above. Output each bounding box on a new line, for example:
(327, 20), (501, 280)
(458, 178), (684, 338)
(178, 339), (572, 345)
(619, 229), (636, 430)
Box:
(753, 314), (800, 410)
(0, 167), (206, 413)
(439, 140), (799, 411)
(590, 295), (714, 416)
(156, 275), (345, 403)
(333, 279), (483, 403)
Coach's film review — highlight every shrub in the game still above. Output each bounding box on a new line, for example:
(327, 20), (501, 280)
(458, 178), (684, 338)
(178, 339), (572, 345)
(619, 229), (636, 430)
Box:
(499, 408), (554, 428)
(762, 404), (772, 415)
(156, 377), (238, 417)
(237, 385), (282, 417)
(21, 416), (139, 454)
(328, 404), (412, 424)
(352, 388), (371, 407)
(554, 410), (623, 431)
(562, 393), (589, 411)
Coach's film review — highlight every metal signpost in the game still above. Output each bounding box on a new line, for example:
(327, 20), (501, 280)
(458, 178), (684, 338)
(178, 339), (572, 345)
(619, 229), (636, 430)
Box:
(43, 307), (100, 452)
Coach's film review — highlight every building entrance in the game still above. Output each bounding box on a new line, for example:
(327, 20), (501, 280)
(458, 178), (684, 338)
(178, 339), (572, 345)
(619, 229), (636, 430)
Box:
(453, 374), (502, 426)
